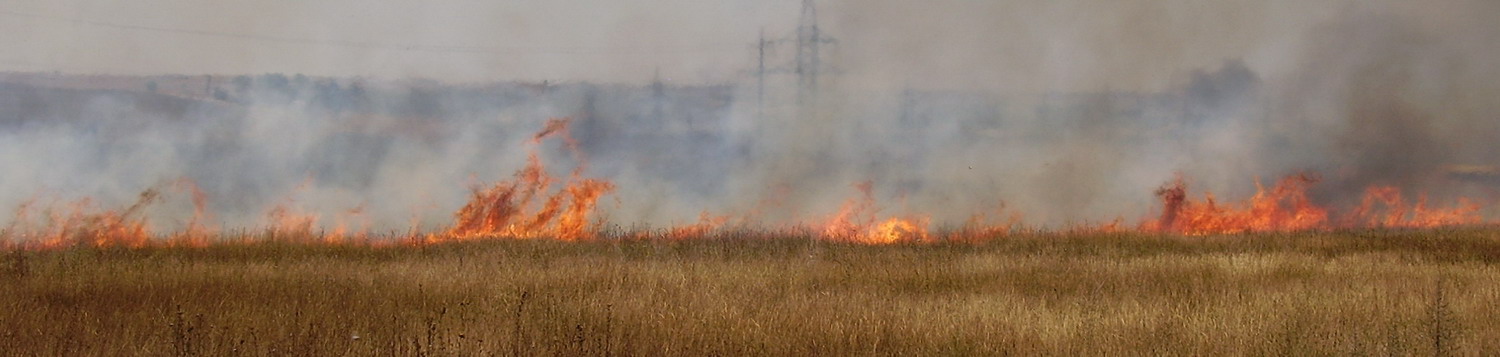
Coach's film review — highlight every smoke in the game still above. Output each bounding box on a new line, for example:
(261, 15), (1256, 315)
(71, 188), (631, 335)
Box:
(1262, 8), (1500, 207)
(808, 0), (1500, 223)
(2, 0), (1499, 236)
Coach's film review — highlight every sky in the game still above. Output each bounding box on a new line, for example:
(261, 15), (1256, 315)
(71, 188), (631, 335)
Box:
(1, 0), (1495, 92)
(0, 1), (797, 84)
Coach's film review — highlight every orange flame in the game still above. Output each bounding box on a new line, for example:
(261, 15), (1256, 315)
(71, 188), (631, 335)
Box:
(4, 117), (1496, 250)
(165, 178), (215, 247)
(819, 182), (930, 244)
(266, 202), (317, 239)
(1349, 185), (1481, 228)
(1145, 174), (1329, 235)
(6, 190), (161, 249)
(329, 205), (372, 244)
(437, 118), (615, 242)
(1144, 173), (1482, 235)
(661, 212), (731, 240)
(948, 204), (1024, 242)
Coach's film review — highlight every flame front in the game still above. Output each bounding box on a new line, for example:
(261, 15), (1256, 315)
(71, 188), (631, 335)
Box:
(1145, 174), (1329, 235)
(3, 190), (158, 249)
(437, 118), (615, 243)
(1144, 173), (1483, 235)
(819, 182), (931, 244)
(1350, 186), (1481, 228)
(2, 118), (1495, 250)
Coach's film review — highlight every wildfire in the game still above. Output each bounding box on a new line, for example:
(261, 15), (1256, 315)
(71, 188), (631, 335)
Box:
(1349, 186), (1481, 228)
(950, 206), (1025, 242)
(2, 118), (1495, 250)
(1145, 174), (1329, 235)
(1145, 173), (1484, 235)
(328, 205), (372, 244)
(661, 212), (730, 240)
(266, 203), (318, 239)
(1, 190), (158, 249)
(819, 182), (931, 244)
(436, 118), (616, 242)
(170, 178), (214, 247)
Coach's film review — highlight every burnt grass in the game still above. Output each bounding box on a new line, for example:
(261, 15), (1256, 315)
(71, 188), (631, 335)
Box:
(2, 228), (1499, 355)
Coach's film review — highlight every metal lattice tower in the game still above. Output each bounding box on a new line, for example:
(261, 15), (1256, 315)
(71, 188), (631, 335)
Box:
(651, 68), (665, 123)
(794, 0), (833, 107)
(756, 28), (770, 121)
(748, 0), (835, 119)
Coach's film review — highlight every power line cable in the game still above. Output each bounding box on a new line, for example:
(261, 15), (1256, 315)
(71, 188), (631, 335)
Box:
(0, 9), (743, 55)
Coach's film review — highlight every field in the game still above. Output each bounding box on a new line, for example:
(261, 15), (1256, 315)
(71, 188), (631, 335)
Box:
(3, 229), (1499, 356)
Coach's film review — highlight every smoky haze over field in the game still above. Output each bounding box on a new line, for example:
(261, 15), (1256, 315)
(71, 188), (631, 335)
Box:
(1, 0), (1499, 233)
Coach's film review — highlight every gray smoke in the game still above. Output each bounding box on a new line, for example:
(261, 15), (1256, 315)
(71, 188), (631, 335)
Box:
(2, 0), (1498, 236)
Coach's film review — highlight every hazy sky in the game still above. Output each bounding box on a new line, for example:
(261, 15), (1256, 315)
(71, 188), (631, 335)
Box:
(1, 0), (1496, 91)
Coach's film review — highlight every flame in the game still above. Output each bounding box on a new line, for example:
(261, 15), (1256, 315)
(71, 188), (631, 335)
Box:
(266, 202), (317, 239)
(3, 117), (1495, 250)
(1144, 174), (1329, 235)
(168, 178), (215, 247)
(1349, 185), (1481, 228)
(818, 182), (930, 244)
(1145, 173), (1482, 235)
(329, 205), (372, 244)
(437, 118), (615, 243)
(867, 218), (929, 244)
(948, 205), (1024, 242)
(661, 212), (731, 240)
(3, 190), (161, 249)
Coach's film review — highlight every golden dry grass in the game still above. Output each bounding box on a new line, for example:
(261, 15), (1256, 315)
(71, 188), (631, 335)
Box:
(2, 229), (1499, 355)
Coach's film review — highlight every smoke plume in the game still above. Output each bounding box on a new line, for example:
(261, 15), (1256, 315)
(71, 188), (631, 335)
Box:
(1, 0), (1498, 236)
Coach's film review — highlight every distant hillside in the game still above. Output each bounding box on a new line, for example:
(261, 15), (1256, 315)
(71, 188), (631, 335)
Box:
(0, 80), (236, 127)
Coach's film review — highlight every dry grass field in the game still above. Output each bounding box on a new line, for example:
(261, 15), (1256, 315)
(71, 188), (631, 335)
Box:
(2, 229), (1499, 356)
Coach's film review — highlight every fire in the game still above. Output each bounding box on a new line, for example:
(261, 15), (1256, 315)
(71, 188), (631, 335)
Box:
(266, 203), (318, 239)
(169, 178), (215, 247)
(819, 182), (930, 244)
(661, 212), (730, 240)
(262, 179), (331, 242)
(950, 206), (1024, 242)
(1145, 174), (1328, 235)
(1145, 173), (1483, 235)
(2, 118), (1495, 250)
(868, 218), (929, 244)
(437, 118), (616, 242)
(1, 190), (159, 249)
(329, 205), (372, 244)
(1349, 186), (1481, 228)
(555, 178), (615, 241)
